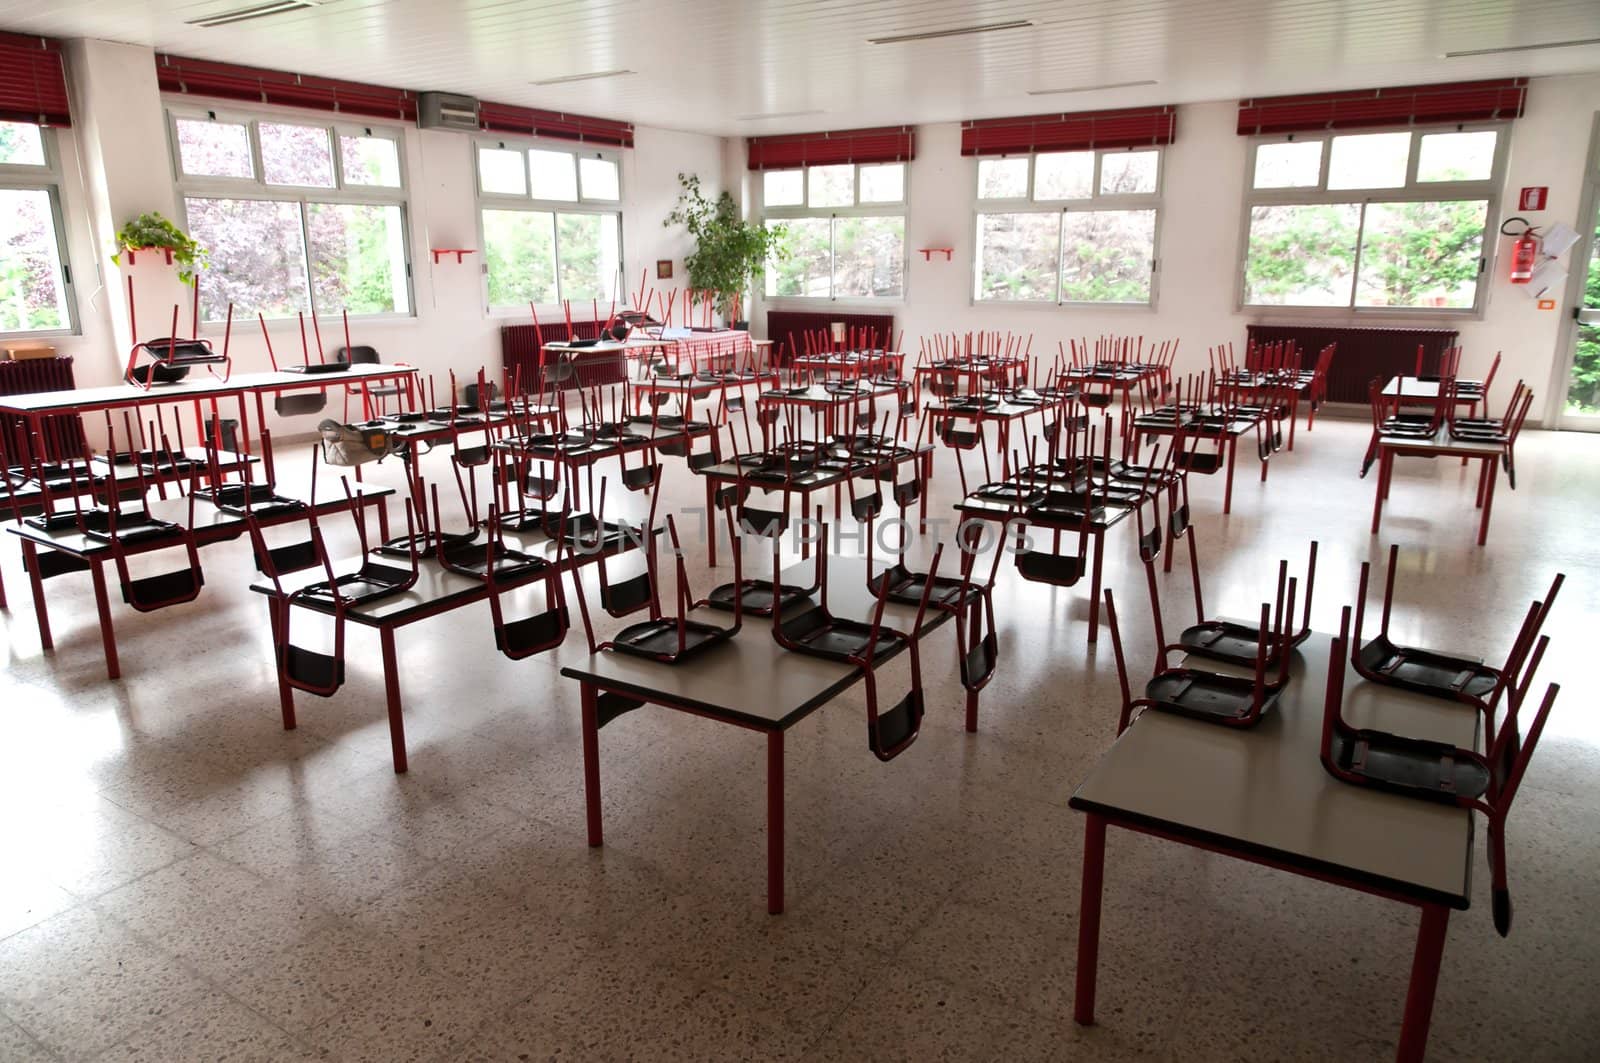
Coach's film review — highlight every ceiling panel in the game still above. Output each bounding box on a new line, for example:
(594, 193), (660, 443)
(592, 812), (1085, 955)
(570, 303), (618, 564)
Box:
(2, 0), (1597, 134)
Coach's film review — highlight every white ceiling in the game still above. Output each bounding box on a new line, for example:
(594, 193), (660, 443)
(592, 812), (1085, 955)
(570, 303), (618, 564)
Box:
(6, 0), (1600, 136)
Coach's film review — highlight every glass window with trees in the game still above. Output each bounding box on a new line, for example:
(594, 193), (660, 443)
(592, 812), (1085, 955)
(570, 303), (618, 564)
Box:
(0, 121), (76, 334)
(171, 111), (411, 322)
(974, 148), (1162, 305)
(1240, 126), (1504, 312)
(761, 163), (906, 301)
(476, 141), (622, 310)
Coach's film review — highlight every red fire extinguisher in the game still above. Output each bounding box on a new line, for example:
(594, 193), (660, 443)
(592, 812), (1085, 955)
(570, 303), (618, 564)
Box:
(1503, 218), (1541, 284)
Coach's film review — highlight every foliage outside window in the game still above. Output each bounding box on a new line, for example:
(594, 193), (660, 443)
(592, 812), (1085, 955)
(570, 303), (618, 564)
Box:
(476, 141), (622, 311)
(1241, 127), (1503, 313)
(761, 162), (906, 301)
(0, 121), (75, 334)
(170, 111), (411, 322)
(1566, 216), (1600, 415)
(973, 147), (1162, 306)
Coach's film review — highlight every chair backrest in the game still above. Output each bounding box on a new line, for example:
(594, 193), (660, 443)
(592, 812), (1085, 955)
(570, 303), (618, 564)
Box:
(335, 345), (380, 367)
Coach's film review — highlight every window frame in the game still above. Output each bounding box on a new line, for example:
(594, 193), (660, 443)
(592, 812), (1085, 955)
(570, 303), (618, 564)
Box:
(474, 137), (626, 315)
(758, 161), (909, 304)
(166, 106), (414, 323)
(0, 123), (79, 338)
(1236, 121), (1509, 317)
(971, 146), (1164, 310)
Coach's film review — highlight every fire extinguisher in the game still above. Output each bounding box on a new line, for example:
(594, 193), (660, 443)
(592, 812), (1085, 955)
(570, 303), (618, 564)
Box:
(1501, 217), (1541, 284)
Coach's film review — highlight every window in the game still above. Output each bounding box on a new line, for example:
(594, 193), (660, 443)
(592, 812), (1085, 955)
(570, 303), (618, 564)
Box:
(974, 148), (1162, 305)
(1240, 126), (1505, 313)
(761, 162), (906, 300)
(0, 120), (76, 334)
(476, 142), (622, 310)
(171, 112), (411, 321)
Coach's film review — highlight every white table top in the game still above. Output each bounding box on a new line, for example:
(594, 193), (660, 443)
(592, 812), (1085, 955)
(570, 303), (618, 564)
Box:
(1377, 428), (1503, 457)
(1381, 376), (1483, 402)
(1069, 633), (1477, 908)
(0, 363), (418, 415)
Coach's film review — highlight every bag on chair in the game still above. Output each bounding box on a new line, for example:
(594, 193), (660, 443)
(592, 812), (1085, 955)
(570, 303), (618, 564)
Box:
(317, 419), (399, 466)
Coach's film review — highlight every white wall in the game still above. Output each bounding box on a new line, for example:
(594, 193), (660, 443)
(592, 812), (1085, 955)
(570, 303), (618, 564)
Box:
(752, 74), (1600, 425)
(45, 40), (727, 437)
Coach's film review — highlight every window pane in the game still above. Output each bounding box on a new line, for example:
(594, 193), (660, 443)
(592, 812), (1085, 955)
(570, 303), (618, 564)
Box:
(766, 217), (831, 297)
(1060, 210), (1156, 303)
(1034, 152), (1093, 200)
(479, 148), (527, 196)
(529, 149), (577, 201)
(978, 158), (1028, 199)
(975, 212), (1060, 301)
(174, 118), (254, 179)
(339, 134), (401, 187)
(0, 188), (69, 330)
(1243, 203), (1360, 306)
(578, 157), (619, 200)
(1253, 141), (1323, 189)
(0, 121), (46, 166)
(859, 163), (904, 203)
(306, 203), (409, 316)
(1327, 132), (1411, 190)
(556, 212), (621, 302)
(1355, 200), (1486, 309)
(1099, 151), (1159, 195)
(1416, 131), (1497, 183)
(483, 209), (556, 306)
(763, 170), (803, 207)
(831, 216), (903, 298)
(184, 197), (310, 320)
(259, 122), (335, 188)
(808, 164), (853, 207)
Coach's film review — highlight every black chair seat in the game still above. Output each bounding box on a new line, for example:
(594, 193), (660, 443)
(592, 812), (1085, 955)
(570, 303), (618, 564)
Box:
(282, 644), (344, 696)
(610, 618), (736, 663)
(1327, 727), (1491, 803)
(1176, 450), (1225, 475)
(869, 690), (923, 760)
(1144, 670), (1282, 724)
(706, 580), (812, 617)
(778, 608), (902, 664)
(1357, 636), (1499, 701)
(866, 563), (967, 609)
(960, 631), (999, 689)
(121, 568), (204, 612)
(301, 562), (417, 606)
(497, 607), (569, 658)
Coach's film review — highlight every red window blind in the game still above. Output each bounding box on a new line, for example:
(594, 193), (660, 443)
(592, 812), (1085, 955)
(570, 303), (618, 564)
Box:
(960, 106), (1175, 157)
(747, 127), (914, 170)
(155, 54), (417, 121)
(478, 101), (634, 148)
(0, 32), (70, 127)
(1236, 78), (1527, 135)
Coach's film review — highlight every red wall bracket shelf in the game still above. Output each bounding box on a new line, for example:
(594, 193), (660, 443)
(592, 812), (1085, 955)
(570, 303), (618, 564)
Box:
(918, 247), (954, 261)
(431, 248), (477, 264)
(120, 247), (175, 266)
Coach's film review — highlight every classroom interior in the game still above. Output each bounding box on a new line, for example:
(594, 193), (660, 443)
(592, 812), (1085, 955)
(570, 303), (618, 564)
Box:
(0, 2), (1598, 1061)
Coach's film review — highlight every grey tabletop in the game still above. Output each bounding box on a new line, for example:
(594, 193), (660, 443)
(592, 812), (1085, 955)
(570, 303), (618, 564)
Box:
(1069, 634), (1477, 908)
(1377, 428), (1503, 456)
(0, 363), (419, 415)
(1381, 376), (1483, 401)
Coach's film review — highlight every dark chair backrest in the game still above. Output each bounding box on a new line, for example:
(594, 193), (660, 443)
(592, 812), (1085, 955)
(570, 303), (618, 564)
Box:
(335, 345), (381, 367)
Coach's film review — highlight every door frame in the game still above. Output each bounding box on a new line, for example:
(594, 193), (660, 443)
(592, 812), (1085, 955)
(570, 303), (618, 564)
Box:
(1549, 112), (1600, 431)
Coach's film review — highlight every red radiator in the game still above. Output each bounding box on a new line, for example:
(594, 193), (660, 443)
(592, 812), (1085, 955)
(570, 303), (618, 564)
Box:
(765, 311), (895, 365)
(0, 356), (83, 463)
(1244, 325), (1458, 405)
(500, 321), (624, 394)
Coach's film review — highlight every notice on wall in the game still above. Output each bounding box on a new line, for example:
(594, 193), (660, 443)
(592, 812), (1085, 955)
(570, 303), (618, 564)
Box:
(1526, 259), (1568, 299)
(1540, 221), (1581, 259)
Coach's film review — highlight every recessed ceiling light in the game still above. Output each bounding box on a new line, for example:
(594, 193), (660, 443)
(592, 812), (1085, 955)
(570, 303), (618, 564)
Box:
(1027, 79), (1158, 96)
(735, 109), (826, 121)
(869, 20), (1032, 45)
(530, 69), (636, 86)
(1445, 37), (1600, 57)
(185, 0), (328, 28)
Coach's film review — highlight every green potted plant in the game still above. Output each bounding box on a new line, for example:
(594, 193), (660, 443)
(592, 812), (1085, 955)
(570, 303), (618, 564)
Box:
(663, 173), (787, 326)
(111, 211), (207, 286)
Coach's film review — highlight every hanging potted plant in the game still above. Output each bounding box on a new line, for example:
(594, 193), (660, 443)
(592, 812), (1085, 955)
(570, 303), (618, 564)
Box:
(110, 211), (207, 286)
(664, 173), (788, 327)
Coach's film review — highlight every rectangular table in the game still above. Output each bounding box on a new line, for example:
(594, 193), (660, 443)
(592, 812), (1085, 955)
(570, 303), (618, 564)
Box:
(1069, 637), (1476, 1062)
(1370, 428), (1503, 546)
(558, 556), (952, 914)
(1381, 376), (1484, 411)
(756, 381), (907, 440)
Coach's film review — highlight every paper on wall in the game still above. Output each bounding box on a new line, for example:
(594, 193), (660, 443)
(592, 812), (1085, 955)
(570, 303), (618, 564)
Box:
(1527, 259), (1568, 299)
(1541, 221), (1580, 259)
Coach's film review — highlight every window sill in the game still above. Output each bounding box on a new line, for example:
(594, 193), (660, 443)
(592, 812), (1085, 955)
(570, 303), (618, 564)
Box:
(1241, 305), (1486, 324)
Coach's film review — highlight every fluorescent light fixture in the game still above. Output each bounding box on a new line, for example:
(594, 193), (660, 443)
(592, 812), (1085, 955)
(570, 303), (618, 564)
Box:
(1445, 37), (1600, 57)
(735, 109), (826, 121)
(186, 1), (321, 27)
(869, 20), (1032, 45)
(1028, 79), (1158, 96)
(531, 69), (636, 86)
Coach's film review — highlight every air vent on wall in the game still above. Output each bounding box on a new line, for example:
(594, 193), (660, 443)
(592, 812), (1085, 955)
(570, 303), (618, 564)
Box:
(185, 1), (331, 28)
(417, 91), (481, 131)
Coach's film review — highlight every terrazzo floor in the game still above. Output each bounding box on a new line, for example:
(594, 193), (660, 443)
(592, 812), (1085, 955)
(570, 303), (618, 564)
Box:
(1, 411), (1596, 1062)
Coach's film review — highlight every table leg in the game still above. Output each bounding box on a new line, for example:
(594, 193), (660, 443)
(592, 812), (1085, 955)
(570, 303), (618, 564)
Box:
(374, 495), (391, 541)
(1074, 813), (1108, 1025)
(1395, 904), (1450, 1063)
(1087, 529), (1106, 643)
(1287, 396), (1298, 450)
(581, 681), (604, 847)
(705, 474), (718, 567)
(1223, 437), (1238, 514)
(20, 541), (52, 651)
(88, 560), (121, 681)
(265, 598), (297, 729)
(965, 688), (979, 734)
(379, 627), (408, 773)
(1371, 449), (1389, 535)
(768, 729), (785, 915)
(919, 450), (931, 533)
(1477, 457), (1497, 547)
